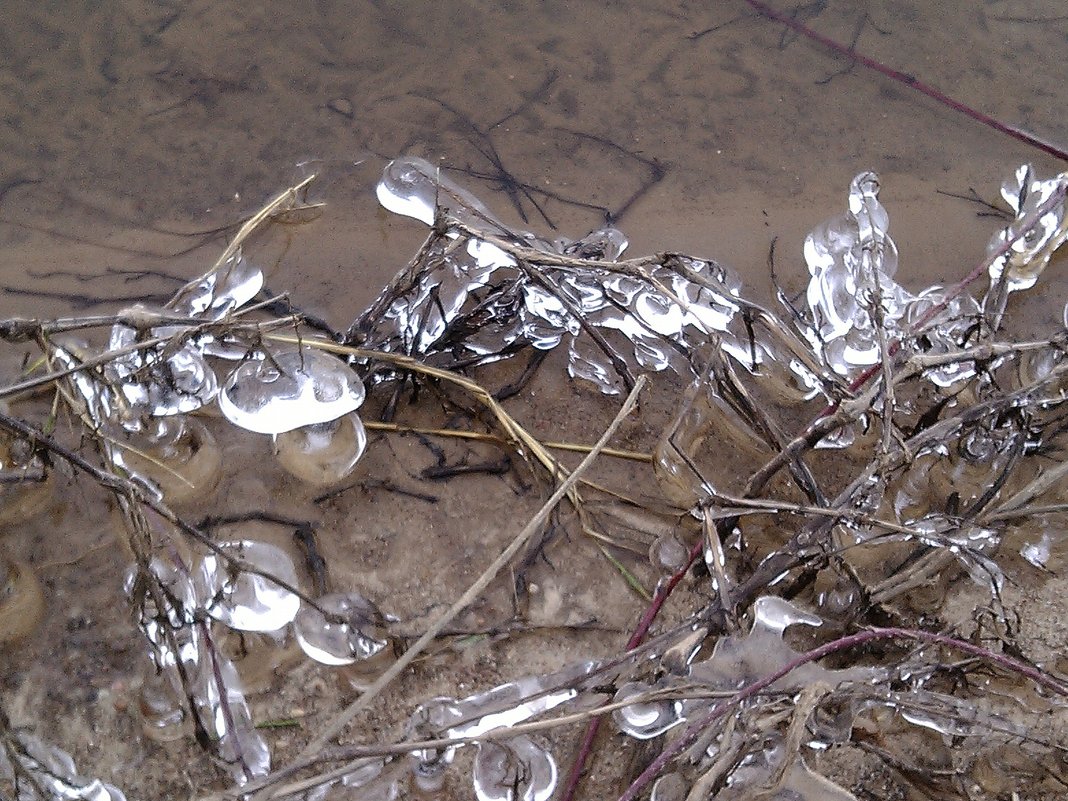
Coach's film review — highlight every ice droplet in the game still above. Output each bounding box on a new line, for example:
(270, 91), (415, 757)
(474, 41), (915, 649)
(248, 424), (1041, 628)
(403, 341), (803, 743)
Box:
(196, 540), (300, 632)
(273, 412), (367, 485)
(611, 681), (683, 739)
(219, 348), (366, 434)
(473, 735), (557, 801)
(407, 697), (465, 792)
(294, 591), (392, 666)
(107, 315), (219, 416)
(988, 165), (1068, 292)
(6, 731), (127, 801)
(169, 252), (264, 319)
(112, 416), (222, 504)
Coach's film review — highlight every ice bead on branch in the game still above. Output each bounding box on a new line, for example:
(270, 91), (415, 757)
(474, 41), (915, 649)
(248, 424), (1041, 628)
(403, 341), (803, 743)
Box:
(803, 171), (909, 378)
(987, 165), (1068, 293)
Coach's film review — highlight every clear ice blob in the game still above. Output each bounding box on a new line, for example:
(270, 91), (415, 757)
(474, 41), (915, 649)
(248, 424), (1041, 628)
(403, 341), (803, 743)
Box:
(168, 252), (265, 319)
(138, 669), (191, 743)
(112, 416), (222, 504)
(294, 591), (392, 667)
(5, 730), (127, 801)
(107, 314), (219, 416)
(196, 540), (301, 632)
(650, 773), (688, 801)
(472, 735), (557, 801)
(687, 596), (882, 694)
(803, 171), (909, 378)
(189, 643), (270, 784)
(406, 697), (466, 792)
(611, 681), (683, 739)
(987, 165), (1068, 293)
(218, 347), (366, 435)
(273, 411), (368, 485)
(377, 156), (504, 230)
(0, 555), (44, 645)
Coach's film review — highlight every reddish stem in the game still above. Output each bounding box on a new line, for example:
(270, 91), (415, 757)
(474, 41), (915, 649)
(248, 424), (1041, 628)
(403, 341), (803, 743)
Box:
(618, 625), (1068, 801)
(743, 0), (1068, 162)
(559, 539), (704, 801)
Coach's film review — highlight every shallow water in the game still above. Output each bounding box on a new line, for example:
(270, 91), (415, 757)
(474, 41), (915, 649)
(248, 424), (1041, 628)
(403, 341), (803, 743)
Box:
(1, 2), (1066, 800)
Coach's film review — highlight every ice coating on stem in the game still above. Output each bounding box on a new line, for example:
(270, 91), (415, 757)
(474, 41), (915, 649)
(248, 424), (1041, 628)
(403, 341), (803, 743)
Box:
(987, 165), (1068, 292)
(803, 171), (908, 378)
(218, 347), (366, 435)
(107, 313), (219, 417)
(377, 156), (506, 230)
(168, 252), (264, 320)
(687, 597), (883, 693)
(273, 412), (367, 485)
(1, 730), (127, 801)
(611, 681), (683, 739)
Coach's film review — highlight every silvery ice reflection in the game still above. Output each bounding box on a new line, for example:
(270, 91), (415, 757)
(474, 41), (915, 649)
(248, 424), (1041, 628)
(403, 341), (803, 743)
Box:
(8, 152), (1063, 800)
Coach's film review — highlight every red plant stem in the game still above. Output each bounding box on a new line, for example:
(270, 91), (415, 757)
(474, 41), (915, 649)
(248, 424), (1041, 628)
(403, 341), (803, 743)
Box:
(743, 0), (1068, 162)
(617, 626), (1068, 801)
(559, 539), (704, 801)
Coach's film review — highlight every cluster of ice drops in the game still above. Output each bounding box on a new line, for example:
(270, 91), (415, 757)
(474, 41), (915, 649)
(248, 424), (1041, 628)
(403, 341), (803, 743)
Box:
(4, 156), (1066, 801)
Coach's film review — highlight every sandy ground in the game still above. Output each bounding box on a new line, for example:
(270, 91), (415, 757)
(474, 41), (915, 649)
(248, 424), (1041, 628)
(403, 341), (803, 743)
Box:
(1, 1), (1067, 799)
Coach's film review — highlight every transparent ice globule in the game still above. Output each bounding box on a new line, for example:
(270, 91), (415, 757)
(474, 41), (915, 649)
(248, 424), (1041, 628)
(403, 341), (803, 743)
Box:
(111, 415), (223, 504)
(273, 411), (367, 486)
(106, 312), (219, 417)
(1, 729), (127, 801)
(219, 347), (366, 435)
(293, 591), (392, 667)
(611, 681), (683, 740)
(377, 156), (509, 232)
(167, 251), (265, 321)
(196, 540), (302, 633)
(802, 171), (908, 379)
(473, 735), (557, 801)
(987, 164), (1068, 293)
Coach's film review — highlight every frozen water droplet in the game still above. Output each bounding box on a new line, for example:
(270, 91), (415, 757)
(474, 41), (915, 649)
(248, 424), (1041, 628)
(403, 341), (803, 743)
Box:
(407, 697), (465, 792)
(688, 596), (882, 693)
(138, 669), (190, 743)
(107, 316), (219, 417)
(473, 735), (557, 801)
(219, 348), (365, 434)
(612, 682), (682, 739)
(197, 540), (300, 632)
(169, 253), (264, 319)
(294, 591), (392, 666)
(1021, 531), (1052, 568)
(987, 165), (1068, 292)
(273, 412), (367, 485)
(650, 773), (688, 801)
(377, 156), (504, 231)
(113, 416), (222, 504)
